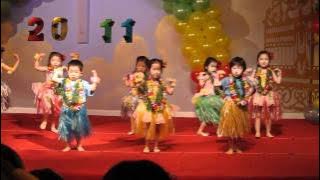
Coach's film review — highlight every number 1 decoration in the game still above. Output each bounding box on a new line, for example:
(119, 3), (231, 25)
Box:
(27, 17), (136, 43)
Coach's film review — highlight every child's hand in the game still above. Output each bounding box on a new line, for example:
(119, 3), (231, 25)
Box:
(34, 53), (45, 60)
(70, 52), (80, 60)
(239, 100), (247, 106)
(13, 54), (20, 61)
(90, 70), (101, 84)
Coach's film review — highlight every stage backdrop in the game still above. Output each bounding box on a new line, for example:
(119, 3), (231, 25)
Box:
(1, 0), (318, 114)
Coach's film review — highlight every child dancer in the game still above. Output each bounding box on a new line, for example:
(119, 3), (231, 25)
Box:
(121, 56), (148, 135)
(52, 59), (100, 152)
(249, 51), (282, 138)
(134, 58), (176, 153)
(1, 47), (20, 112)
(218, 57), (254, 154)
(192, 57), (224, 136)
(32, 52), (65, 132)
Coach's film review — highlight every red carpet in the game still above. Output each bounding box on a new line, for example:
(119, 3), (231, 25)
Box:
(1, 114), (319, 180)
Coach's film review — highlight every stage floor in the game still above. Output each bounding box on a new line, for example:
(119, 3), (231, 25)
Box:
(1, 114), (319, 180)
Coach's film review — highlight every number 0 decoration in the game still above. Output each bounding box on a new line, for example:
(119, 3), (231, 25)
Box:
(51, 17), (68, 41)
(27, 17), (136, 43)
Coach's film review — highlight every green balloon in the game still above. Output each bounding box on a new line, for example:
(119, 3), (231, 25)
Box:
(192, 0), (210, 11)
(163, 0), (175, 14)
(173, 2), (193, 21)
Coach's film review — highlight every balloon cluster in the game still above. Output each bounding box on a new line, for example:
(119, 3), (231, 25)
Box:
(162, 0), (230, 78)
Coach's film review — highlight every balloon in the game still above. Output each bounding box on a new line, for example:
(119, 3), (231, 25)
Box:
(202, 20), (222, 39)
(175, 20), (189, 33)
(212, 48), (230, 61)
(173, 2), (193, 21)
(192, 0), (210, 11)
(182, 26), (202, 44)
(163, 0), (175, 14)
(188, 12), (206, 29)
(214, 33), (231, 47)
(181, 43), (199, 57)
(187, 52), (206, 71)
(205, 7), (221, 19)
(121, 18), (136, 43)
(100, 19), (115, 43)
(304, 106), (319, 124)
(198, 37), (215, 55)
(28, 17), (44, 41)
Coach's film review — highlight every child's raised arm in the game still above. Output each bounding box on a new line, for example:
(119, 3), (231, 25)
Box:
(165, 78), (176, 95)
(33, 53), (48, 72)
(272, 68), (282, 84)
(90, 70), (101, 92)
(1, 54), (20, 74)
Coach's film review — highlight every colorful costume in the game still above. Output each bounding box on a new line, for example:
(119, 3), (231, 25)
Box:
(249, 67), (281, 121)
(134, 79), (174, 141)
(192, 72), (223, 124)
(121, 72), (145, 119)
(32, 67), (64, 116)
(55, 78), (94, 142)
(1, 59), (11, 111)
(218, 76), (252, 138)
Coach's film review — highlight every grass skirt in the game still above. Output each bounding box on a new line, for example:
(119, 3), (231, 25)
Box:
(1, 80), (11, 111)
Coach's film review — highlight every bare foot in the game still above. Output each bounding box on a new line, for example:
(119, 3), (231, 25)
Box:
(40, 121), (47, 130)
(235, 148), (243, 154)
(51, 126), (58, 133)
(62, 146), (71, 152)
(225, 148), (234, 155)
(266, 133), (274, 138)
(143, 146), (150, 153)
(77, 146), (85, 151)
(127, 131), (135, 135)
(197, 132), (209, 137)
(153, 147), (161, 153)
(217, 131), (223, 138)
(255, 133), (261, 138)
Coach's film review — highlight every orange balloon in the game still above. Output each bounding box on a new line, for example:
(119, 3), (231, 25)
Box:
(205, 7), (221, 19)
(202, 20), (222, 40)
(214, 33), (231, 47)
(175, 21), (189, 33)
(212, 48), (230, 61)
(188, 12), (206, 29)
(187, 52), (206, 71)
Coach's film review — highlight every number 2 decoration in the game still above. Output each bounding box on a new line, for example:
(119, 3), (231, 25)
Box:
(28, 17), (136, 43)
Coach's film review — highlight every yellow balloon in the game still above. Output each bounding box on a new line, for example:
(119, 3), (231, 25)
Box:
(198, 37), (214, 55)
(314, 98), (319, 109)
(214, 33), (231, 47)
(182, 26), (202, 44)
(205, 6), (221, 19)
(187, 52), (206, 71)
(212, 48), (230, 61)
(188, 11), (206, 29)
(181, 43), (199, 57)
(175, 20), (189, 33)
(202, 20), (222, 40)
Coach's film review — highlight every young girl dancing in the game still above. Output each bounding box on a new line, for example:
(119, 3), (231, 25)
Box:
(249, 50), (282, 138)
(192, 57), (225, 136)
(218, 57), (254, 154)
(134, 58), (176, 153)
(32, 52), (65, 132)
(1, 47), (20, 112)
(53, 59), (100, 152)
(121, 56), (148, 135)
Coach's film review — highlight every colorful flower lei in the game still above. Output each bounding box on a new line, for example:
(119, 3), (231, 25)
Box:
(60, 78), (85, 110)
(255, 67), (273, 95)
(144, 79), (166, 113)
(228, 76), (250, 105)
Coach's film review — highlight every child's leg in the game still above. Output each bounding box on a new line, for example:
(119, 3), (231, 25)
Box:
(255, 117), (261, 138)
(50, 115), (58, 133)
(197, 122), (209, 136)
(226, 138), (234, 154)
(266, 119), (274, 138)
(62, 140), (72, 152)
(154, 124), (161, 153)
(234, 138), (243, 153)
(143, 123), (151, 153)
(128, 116), (135, 135)
(40, 114), (48, 130)
(76, 136), (85, 151)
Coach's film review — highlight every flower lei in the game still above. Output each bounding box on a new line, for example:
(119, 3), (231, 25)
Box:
(255, 67), (273, 95)
(61, 78), (85, 110)
(228, 76), (249, 104)
(144, 79), (166, 113)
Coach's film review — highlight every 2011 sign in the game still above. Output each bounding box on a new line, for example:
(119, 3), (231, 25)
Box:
(27, 17), (136, 43)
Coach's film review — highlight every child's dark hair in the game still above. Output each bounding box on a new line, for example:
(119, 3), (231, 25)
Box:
(67, 59), (84, 71)
(229, 56), (246, 71)
(48, 52), (65, 67)
(147, 58), (166, 70)
(203, 57), (221, 72)
(136, 56), (148, 65)
(256, 50), (272, 67)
